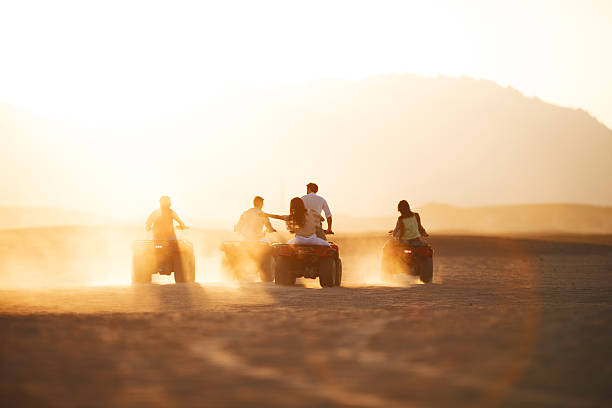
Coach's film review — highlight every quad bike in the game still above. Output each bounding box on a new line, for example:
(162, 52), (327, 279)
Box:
(132, 226), (195, 284)
(381, 237), (434, 283)
(272, 242), (342, 287)
(220, 240), (275, 282)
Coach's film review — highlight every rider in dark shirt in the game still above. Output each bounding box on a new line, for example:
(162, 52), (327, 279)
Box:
(145, 196), (187, 240)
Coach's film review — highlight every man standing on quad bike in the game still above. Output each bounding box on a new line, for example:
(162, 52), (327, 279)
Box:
(392, 200), (428, 245)
(145, 196), (188, 240)
(235, 196), (276, 242)
(301, 182), (333, 239)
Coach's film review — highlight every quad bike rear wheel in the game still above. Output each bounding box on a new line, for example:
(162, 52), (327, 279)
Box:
(334, 258), (342, 287)
(174, 253), (196, 283)
(174, 267), (186, 283)
(274, 258), (295, 286)
(221, 254), (235, 281)
(186, 254), (196, 282)
(380, 254), (394, 282)
(419, 257), (433, 283)
(318, 258), (335, 288)
(132, 253), (152, 283)
(259, 253), (275, 282)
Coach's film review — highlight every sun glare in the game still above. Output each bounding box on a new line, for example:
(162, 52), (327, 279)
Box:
(3, 0), (609, 127)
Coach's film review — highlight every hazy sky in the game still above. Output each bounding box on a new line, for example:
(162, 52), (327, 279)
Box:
(1, 0), (611, 127)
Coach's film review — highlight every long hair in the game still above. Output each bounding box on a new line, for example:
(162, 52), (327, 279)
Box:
(288, 197), (307, 229)
(397, 200), (414, 219)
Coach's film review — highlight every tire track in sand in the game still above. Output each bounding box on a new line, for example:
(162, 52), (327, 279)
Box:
(189, 338), (418, 408)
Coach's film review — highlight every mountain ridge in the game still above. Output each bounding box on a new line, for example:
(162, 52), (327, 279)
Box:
(2, 203), (611, 234)
(1, 74), (611, 215)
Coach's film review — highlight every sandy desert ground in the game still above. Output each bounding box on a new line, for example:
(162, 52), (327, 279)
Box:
(0, 229), (611, 407)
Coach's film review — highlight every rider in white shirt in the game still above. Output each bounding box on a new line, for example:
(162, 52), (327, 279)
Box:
(301, 182), (333, 238)
(235, 196), (276, 241)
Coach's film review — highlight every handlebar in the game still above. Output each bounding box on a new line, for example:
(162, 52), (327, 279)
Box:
(387, 230), (429, 240)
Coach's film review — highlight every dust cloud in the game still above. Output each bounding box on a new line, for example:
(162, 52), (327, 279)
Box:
(1, 224), (610, 289)
(0, 225), (426, 288)
(0, 225), (234, 288)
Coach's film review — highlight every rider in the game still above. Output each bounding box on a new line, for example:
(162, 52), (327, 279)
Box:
(265, 197), (330, 246)
(145, 196), (187, 240)
(301, 182), (333, 238)
(235, 196), (276, 241)
(392, 200), (429, 245)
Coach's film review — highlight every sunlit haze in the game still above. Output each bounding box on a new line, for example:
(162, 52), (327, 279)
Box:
(1, 0), (611, 222)
(2, 0), (610, 123)
(1, 3), (612, 404)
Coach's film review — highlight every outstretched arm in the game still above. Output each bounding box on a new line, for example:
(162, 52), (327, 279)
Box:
(392, 218), (402, 238)
(325, 216), (333, 234)
(145, 211), (156, 231)
(322, 200), (333, 233)
(415, 213), (428, 237)
(172, 211), (187, 229)
(262, 212), (289, 221)
(264, 215), (277, 233)
(234, 213), (245, 233)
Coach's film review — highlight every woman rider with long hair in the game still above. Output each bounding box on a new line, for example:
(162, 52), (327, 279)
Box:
(392, 200), (429, 245)
(265, 197), (330, 246)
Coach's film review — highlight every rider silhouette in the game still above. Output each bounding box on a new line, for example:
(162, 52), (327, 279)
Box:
(145, 196), (187, 241)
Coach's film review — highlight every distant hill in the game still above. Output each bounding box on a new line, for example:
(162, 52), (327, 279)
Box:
(417, 203), (612, 234)
(1, 74), (612, 216)
(233, 75), (612, 212)
(0, 207), (106, 229)
(2, 203), (612, 234)
(335, 203), (612, 234)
